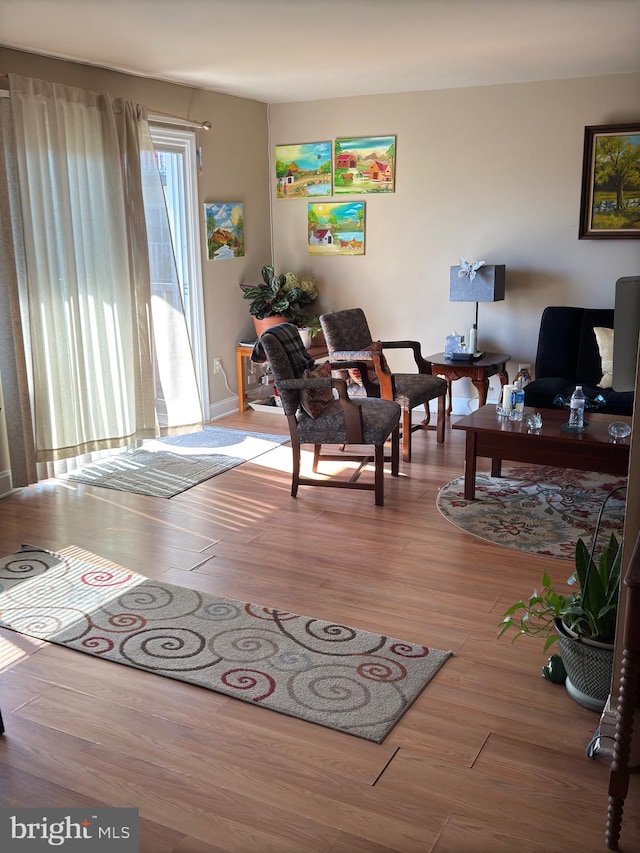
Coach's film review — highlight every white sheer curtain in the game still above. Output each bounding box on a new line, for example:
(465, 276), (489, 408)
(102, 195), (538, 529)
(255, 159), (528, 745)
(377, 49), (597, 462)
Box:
(0, 75), (202, 484)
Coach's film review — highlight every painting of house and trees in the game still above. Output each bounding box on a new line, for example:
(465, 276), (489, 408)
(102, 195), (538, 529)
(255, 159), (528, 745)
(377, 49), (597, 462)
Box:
(308, 202), (365, 255)
(275, 141), (332, 199)
(204, 203), (245, 260)
(334, 135), (396, 194)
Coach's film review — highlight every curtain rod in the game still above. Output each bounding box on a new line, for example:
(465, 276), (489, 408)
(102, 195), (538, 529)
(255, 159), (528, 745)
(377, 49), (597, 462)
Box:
(148, 113), (211, 131)
(0, 78), (210, 130)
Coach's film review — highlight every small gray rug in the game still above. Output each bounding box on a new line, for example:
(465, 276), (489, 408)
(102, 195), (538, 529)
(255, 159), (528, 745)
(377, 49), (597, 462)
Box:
(65, 427), (289, 497)
(0, 546), (453, 742)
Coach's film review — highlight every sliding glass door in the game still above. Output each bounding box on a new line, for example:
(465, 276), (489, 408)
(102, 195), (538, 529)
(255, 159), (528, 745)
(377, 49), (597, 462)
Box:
(150, 126), (209, 418)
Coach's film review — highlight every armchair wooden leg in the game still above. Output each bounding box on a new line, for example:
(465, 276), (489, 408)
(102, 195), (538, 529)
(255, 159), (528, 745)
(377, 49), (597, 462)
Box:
(290, 437), (301, 498)
(402, 409), (412, 463)
(436, 394), (445, 444)
(312, 444), (321, 473)
(374, 444), (385, 506)
(391, 426), (399, 476)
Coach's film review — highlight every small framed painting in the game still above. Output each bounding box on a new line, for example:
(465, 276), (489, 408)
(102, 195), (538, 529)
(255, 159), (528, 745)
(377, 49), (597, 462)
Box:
(334, 135), (396, 194)
(308, 202), (365, 255)
(204, 203), (245, 259)
(579, 124), (640, 239)
(275, 141), (332, 198)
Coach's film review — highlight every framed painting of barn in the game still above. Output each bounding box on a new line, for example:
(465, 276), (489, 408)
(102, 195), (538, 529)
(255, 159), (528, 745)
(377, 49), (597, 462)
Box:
(275, 141), (332, 199)
(308, 202), (365, 255)
(334, 135), (396, 194)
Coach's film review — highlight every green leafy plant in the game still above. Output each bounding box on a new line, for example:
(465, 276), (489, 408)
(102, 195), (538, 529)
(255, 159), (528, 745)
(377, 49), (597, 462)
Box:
(239, 265), (317, 321)
(498, 533), (622, 653)
(296, 313), (322, 338)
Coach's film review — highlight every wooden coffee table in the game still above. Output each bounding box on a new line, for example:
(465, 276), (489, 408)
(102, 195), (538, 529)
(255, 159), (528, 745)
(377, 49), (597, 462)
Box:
(452, 404), (631, 499)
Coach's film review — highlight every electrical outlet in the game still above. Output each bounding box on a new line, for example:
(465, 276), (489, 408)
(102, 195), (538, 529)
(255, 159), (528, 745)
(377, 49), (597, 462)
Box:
(518, 363), (531, 372)
(213, 357), (222, 374)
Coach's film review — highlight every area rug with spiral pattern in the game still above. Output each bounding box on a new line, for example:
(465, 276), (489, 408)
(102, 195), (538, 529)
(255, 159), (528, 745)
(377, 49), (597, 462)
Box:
(436, 465), (627, 560)
(0, 546), (452, 743)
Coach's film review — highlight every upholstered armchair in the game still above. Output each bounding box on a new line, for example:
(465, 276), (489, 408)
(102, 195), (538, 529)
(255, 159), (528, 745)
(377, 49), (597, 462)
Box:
(252, 323), (401, 506)
(319, 308), (447, 462)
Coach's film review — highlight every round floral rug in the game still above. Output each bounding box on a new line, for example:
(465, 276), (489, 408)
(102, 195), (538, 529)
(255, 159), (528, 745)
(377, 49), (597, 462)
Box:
(436, 465), (627, 560)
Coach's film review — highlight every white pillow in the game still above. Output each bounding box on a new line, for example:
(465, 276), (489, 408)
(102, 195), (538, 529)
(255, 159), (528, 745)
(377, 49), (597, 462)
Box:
(594, 327), (614, 389)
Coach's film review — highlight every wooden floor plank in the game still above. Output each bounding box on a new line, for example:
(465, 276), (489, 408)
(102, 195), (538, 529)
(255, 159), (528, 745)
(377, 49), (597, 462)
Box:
(0, 412), (634, 852)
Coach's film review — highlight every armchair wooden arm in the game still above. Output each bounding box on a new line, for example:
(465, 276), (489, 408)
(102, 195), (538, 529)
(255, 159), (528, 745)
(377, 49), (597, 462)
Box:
(379, 340), (433, 374)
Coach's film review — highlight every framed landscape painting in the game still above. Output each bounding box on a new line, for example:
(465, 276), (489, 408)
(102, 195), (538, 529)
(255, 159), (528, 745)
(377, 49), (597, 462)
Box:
(275, 141), (332, 198)
(308, 202), (365, 255)
(579, 123), (640, 239)
(334, 135), (396, 194)
(204, 202), (245, 259)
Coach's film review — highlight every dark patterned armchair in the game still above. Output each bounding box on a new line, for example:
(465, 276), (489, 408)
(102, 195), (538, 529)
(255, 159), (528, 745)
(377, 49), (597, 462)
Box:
(252, 323), (401, 506)
(319, 308), (447, 462)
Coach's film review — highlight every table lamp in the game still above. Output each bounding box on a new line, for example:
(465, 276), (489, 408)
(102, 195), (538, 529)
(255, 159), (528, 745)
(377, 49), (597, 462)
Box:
(449, 260), (506, 356)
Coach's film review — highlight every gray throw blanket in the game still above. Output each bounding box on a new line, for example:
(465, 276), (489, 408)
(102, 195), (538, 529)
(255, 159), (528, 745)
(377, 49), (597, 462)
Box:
(251, 323), (315, 378)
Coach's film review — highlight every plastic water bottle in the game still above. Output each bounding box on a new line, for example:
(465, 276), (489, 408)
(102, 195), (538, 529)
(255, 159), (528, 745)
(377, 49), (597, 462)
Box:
(509, 376), (525, 421)
(569, 385), (585, 428)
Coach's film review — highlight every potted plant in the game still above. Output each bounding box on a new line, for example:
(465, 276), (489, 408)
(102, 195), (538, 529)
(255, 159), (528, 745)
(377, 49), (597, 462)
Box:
(295, 314), (323, 349)
(239, 265), (318, 338)
(499, 528), (622, 713)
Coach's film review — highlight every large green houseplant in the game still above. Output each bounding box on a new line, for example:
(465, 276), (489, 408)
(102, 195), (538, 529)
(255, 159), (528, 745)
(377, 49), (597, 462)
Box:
(499, 520), (623, 711)
(239, 265), (318, 333)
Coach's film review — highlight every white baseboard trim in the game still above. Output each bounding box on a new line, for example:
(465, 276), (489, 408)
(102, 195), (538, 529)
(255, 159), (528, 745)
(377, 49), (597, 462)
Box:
(0, 467), (14, 499)
(209, 395), (240, 421)
(425, 392), (503, 418)
(209, 392), (501, 423)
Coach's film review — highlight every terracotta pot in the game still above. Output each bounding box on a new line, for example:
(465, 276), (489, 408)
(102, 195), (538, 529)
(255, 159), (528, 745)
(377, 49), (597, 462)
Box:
(253, 315), (288, 338)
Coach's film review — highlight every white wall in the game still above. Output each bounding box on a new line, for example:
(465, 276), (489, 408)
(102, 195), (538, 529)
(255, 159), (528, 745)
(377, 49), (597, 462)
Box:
(269, 74), (640, 407)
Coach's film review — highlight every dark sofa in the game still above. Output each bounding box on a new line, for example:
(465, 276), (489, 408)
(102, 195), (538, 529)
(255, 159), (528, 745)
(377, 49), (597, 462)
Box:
(523, 306), (634, 417)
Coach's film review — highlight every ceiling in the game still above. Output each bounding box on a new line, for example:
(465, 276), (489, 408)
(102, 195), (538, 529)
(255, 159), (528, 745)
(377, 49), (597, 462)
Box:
(1, 0), (639, 104)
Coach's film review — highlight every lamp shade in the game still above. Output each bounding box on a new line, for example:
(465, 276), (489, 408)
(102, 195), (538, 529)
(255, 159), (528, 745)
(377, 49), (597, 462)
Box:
(449, 264), (506, 303)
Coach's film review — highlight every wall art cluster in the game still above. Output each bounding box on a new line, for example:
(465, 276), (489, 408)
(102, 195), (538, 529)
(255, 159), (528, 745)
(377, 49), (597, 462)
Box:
(275, 134), (395, 256)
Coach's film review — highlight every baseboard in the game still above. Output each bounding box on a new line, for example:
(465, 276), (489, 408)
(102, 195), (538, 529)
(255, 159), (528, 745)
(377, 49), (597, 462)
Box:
(209, 392), (502, 422)
(209, 395), (240, 421)
(0, 467), (14, 499)
(425, 390), (503, 418)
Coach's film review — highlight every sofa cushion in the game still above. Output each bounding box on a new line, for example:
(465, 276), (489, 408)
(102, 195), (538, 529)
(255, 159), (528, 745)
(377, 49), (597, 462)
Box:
(575, 309), (615, 385)
(524, 378), (633, 417)
(594, 326), (614, 388)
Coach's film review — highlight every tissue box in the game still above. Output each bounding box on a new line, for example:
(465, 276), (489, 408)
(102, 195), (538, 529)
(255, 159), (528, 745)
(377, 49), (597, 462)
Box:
(445, 334), (464, 354)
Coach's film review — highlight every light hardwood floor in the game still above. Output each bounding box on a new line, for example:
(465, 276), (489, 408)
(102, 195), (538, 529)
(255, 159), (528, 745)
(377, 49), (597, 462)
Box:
(0, 411), (638, 853)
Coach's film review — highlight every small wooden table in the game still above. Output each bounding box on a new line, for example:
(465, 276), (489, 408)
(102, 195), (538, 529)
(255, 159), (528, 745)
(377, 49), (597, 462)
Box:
(453, 405), (631, 500)
(426, 352), (511, 416)
(236, 342), (328, 412)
